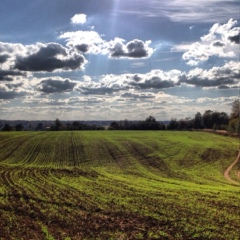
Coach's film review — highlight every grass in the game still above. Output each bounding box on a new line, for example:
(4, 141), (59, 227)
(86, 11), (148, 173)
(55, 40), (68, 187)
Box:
(0, 131), (239, 239)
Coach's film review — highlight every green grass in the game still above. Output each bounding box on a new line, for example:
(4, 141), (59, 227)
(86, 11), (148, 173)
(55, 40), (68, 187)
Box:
(0, 131), (239, 239)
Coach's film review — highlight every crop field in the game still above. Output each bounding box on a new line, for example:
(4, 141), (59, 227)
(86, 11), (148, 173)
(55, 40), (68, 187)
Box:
(0, 131), (239, 239)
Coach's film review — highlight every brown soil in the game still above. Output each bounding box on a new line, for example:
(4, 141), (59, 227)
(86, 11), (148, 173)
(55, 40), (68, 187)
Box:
(224, 150), (240, 185)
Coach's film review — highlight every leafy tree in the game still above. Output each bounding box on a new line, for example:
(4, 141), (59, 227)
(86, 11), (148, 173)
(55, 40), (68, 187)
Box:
(145, 116), (156, 122)
(168, 118), (178, 130)
(228, 118), (239, 133)
(193, 112), (203, 129)
(54, 118), (62, 131)
(203, 110), (214, 128)
(109, 121), (119, 130)
(230, 99), (239, 119)
(35, 123), (43, 131)
(15, 124), (24, 131)
(228, 100), (239, 133)
(2, 123), (12, 131)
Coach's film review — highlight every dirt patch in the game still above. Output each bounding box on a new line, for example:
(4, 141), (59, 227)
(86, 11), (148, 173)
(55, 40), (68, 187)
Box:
(224, 150), (240, 185)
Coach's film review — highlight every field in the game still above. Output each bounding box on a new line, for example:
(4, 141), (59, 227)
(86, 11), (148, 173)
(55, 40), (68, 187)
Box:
(0, 131), (239, 240)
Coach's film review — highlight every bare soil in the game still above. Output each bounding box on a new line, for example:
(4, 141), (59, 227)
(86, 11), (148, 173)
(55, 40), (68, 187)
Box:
(224, 150), (240, 185)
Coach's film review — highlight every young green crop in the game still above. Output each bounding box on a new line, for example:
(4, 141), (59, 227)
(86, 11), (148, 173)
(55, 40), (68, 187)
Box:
(0, 131), (239, 239)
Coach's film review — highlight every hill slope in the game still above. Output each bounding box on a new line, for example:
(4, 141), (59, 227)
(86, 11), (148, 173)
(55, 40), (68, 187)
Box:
(0, 131), (239, 239)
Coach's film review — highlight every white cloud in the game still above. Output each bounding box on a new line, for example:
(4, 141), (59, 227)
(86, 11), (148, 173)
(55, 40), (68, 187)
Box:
(59, 30), (107, 54)
(71, 14), (87, 24)
(179, 61), (240, 88)
(109, 38), (153, 59)
(60, 31), (154, 58)
(182, 19), (239, 65)
(0, 41), (87, 72)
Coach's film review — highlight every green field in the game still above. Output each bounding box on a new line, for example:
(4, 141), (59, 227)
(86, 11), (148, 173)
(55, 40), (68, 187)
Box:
(0, 131), (239, 239)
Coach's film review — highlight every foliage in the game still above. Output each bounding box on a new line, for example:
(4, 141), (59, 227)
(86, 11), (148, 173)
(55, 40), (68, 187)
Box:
(109, 117), (166, 130)
(1, 123), (12, 131)
(230, 99), (239, 119)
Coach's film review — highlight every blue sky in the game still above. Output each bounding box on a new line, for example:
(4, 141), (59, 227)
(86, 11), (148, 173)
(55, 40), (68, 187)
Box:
(0, 0), (239, 120)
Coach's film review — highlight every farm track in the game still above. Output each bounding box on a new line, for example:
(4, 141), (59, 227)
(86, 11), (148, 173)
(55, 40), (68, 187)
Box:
(224, 150), (240, 185)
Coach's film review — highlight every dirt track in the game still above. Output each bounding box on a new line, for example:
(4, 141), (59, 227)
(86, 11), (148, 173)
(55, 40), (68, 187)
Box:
(224, 150), (240, 185)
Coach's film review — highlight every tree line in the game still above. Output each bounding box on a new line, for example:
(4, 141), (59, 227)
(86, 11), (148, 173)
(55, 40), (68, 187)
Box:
(109, 100), (239, 133)
(1, 100), (239, 133)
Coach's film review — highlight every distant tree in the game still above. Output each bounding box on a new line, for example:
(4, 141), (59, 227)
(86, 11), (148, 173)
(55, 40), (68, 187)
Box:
(230, 99), (239, 119)
(109, 121), (119, 130)
(35, 123), (43, 131)
(228, 100), (239, 133)
(202, 110), (229, 130)
(15, 124), (24, 131)
(168, 118), (178, 130)
(2, 123), (12, 131)
(203, 110), (214, 128)
(193, 112), (203, 129)
(54, 118), (62, 131)
(228, 118), (239, 133)
(218, 112), (229, 129)
(145, 116), (156, 122)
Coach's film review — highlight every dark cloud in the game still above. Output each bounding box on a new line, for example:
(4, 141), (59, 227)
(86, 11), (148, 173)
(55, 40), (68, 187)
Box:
(110, 42), (125, 58)
(130, 76), (175, 89)
(212, 41), (225, 47)
(179, 74), (235, 87)
(121, 92), (154, 99)
(126, 40), (148, 58)
(110, 39), (151, 58)
(38, 78), (77, 93)
(0, 54), (9, 64)
(0, 87), (25, 99)
(14, 43), (85, 72)
(228, 34), (239, 44)
(80, 87), (118, 95)
(0, 70), (25, 81)
(218, 85), (230, 89)
(132, 74), (142, 82)
(75, 44), (89, 53)
(5, 82), (23, 89)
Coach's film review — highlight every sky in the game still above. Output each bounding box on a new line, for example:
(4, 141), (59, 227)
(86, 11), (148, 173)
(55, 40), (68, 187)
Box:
(0, 0), (239, 121)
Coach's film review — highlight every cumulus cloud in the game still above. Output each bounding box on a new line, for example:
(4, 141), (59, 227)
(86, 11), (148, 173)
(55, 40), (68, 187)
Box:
(0, 76), (30, 99)
(0, 54), (9, 64)
(182, 19), (240, 65)
(77, 69), (180, 95)
(121, 92), (155, 100)
(60, 31), (153, 58)
(59, 31), (106, 55)
(0, 87), (26, 99)
(128, 69), (180, 89)
(130, 76), (175, 89)
(0, 42), (27, 70)
(71, 14), (87, 24)
(109, 38), (153, 58)
(14, 42), (86, 72)
(0, 70), (26, 81)
(228, 34), (239, 44)
(179, 61), (240, 87)
(37, 78), (77, 93)
(75, 44), (89, 53)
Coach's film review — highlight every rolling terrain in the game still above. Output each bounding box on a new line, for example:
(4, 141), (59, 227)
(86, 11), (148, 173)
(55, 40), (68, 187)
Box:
(0, 131), (239, 239)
